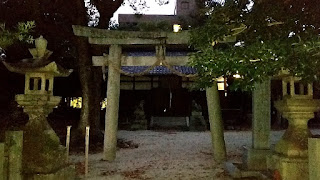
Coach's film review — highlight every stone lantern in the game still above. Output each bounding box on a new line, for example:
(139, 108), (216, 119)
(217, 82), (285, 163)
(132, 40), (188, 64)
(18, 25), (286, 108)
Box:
(268, 76), (320, 180)
(2, 36), (75, 179)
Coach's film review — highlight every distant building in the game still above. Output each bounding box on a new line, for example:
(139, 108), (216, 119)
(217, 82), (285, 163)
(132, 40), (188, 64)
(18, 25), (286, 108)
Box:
(118, 0), (197, 27)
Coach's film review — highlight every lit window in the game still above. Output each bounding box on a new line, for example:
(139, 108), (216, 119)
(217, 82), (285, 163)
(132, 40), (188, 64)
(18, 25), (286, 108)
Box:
(70, 97), (82, 109)
(173, 24), (181, 32)
(233, 71), (241, 78)
(218, 83), (225, 91)
(217, 76), (225, 91)
(69, 97), (108, 109)
(101, 98), (108, 110)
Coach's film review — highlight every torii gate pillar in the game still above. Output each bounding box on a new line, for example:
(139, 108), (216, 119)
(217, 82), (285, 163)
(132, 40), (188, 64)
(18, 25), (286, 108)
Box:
(103, 45), (122, 161)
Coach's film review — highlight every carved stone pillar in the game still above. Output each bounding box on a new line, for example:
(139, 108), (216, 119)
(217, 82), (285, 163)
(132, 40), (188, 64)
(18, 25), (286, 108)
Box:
(104, 45), (122, 161)
(243, 79), (271, 170)
(206, 82), (226, 162)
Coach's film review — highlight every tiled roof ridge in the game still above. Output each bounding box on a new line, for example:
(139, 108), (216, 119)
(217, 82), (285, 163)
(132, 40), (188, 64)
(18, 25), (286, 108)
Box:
(116, 65), (197, 75)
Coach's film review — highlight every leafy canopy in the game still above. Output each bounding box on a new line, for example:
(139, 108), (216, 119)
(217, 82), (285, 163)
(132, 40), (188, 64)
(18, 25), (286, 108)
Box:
(0, 21), (35, 49)
(189, 0), (320, 90)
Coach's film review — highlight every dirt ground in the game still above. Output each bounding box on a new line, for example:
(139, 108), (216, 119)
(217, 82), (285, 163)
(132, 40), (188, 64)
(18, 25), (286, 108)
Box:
(70, 129), (319, 180)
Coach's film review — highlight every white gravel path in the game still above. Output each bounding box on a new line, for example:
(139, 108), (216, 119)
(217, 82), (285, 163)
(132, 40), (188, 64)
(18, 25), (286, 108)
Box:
(70, 129), (320, 180)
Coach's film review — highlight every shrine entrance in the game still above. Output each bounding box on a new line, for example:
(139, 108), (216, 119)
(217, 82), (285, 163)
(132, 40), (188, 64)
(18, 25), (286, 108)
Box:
(72, 25), (256, 163)
(118, 74), (200, 130)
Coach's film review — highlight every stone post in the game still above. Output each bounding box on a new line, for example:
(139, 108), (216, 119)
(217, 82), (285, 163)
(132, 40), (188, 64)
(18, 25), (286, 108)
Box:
(0, 143), (4, 180)
(252, 79), (271, 149)
(206, 82), (226, 163)
(5, 131), (23, 180)
(103, 45), (122, 161)
(308, 138), (320, 180)
(243, 79), (271, 170)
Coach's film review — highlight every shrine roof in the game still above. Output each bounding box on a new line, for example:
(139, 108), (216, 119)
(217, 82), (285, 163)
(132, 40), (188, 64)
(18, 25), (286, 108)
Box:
(114, 66), (197, 75)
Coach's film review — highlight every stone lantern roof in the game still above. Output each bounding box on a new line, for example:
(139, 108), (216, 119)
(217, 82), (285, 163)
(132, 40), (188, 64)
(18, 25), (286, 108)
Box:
(2, 36), (72, 96)
(3, 61), (72, 77)
(2, 35), (72, 77)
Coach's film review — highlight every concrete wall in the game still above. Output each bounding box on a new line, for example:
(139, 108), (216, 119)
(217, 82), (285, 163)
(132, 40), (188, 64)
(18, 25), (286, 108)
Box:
(176, 0), (197, 16)
(118, 0), (197, 26)
(118, 14), (179, 24)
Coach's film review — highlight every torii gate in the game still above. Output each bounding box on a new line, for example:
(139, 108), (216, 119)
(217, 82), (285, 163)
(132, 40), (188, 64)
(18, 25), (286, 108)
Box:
(72, 25), (271, 167)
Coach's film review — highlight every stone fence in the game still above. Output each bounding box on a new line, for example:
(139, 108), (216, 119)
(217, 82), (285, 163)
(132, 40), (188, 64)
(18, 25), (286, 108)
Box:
(0, 131), (23, 180)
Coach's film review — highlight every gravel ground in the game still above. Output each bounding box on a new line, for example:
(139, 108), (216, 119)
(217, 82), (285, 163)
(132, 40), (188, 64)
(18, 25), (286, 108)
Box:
(70, 129), (320, 180)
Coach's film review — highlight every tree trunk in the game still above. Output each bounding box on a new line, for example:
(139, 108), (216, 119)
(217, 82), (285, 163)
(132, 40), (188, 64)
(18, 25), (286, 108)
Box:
(94, 0), (124, 29)
(74, 0), (124, 138)
(73, 0), (96, 136)
(75, 36), (92, 135)
(206, 82), (227, 163)
(73, 0), (106, 141)
(91, 67), (102, 131)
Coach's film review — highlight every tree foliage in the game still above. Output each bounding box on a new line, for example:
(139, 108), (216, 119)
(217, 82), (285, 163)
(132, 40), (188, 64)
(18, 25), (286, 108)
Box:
(189, 0), (320, 90)
(122, 0), (169, 12)
(0, 0), (124, 137)
(0, 21), (35, 49)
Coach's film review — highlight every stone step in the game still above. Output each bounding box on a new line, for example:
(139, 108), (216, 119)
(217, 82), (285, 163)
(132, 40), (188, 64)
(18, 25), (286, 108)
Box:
(224, 162), (271, 180)
(150, 116), (189, 128)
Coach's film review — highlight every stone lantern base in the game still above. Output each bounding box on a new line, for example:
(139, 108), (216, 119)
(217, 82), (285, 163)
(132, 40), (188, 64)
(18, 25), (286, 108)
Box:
(269, 95), (320, 180)
(16, 94), (76, 179)
(25, 165), (75, 180)
(268, 153), (308, 180)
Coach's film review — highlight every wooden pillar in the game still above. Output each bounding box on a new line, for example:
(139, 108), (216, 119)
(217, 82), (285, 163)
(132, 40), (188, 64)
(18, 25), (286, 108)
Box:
(103, 45), (121, 161)
(206, 82), (226, 163)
